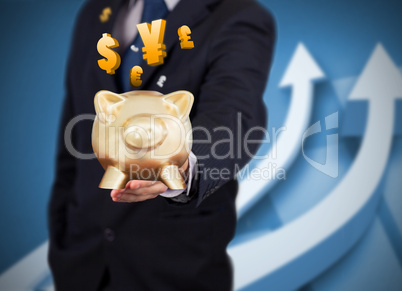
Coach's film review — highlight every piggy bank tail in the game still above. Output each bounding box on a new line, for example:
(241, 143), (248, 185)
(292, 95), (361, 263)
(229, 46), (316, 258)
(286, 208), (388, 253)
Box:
(160, 165), (187, 190)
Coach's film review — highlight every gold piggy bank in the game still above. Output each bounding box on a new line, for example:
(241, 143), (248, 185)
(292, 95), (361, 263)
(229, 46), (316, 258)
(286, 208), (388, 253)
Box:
(92, 90), (194, 190)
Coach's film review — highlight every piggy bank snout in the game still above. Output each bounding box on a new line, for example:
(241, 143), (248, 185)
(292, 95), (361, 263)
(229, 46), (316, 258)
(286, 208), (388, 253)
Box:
(123, 116), (167, 150)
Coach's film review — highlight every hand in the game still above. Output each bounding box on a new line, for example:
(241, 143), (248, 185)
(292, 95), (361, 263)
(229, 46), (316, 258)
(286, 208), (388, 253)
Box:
(111, 180), (168, 203)
(110, 159), (189, 203)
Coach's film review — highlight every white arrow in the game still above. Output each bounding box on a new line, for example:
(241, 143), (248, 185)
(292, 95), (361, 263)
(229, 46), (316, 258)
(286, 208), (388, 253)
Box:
(0, 241), (49, 290)
(229, 43), (402, 290)
(236, 43), (325, 218)
(1, 44), (400, 291)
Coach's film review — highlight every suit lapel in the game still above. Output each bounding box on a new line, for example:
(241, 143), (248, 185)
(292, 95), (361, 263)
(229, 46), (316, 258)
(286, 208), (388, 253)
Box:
(139, 0), (221, 89)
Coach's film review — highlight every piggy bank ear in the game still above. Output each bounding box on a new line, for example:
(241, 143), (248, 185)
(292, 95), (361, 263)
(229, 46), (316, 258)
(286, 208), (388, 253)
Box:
(94, 90), (126, 121)
(163, 90), (194, 119)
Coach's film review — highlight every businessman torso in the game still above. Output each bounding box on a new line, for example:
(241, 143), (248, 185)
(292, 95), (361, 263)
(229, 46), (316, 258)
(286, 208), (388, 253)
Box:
(48, 0), (275, 290)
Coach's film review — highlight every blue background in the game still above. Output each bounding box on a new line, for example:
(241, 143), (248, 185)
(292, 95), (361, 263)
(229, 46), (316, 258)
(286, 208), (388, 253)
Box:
(0, 0), (401, 290)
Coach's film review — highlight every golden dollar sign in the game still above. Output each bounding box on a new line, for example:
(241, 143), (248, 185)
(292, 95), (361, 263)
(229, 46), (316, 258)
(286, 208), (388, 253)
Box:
(99, 7), (112, 23)
(178, 25), (194, 49)
(97, 33), (121, 75)
(137, 19), (167, 66)
(130, 66), (143, 87)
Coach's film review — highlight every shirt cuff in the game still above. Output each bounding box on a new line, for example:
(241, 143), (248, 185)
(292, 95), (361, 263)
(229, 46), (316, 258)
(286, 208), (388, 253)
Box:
(159, 151), (197, 198)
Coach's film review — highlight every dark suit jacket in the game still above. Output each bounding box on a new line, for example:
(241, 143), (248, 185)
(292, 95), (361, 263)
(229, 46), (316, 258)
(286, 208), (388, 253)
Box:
(48, 0), (275, 290)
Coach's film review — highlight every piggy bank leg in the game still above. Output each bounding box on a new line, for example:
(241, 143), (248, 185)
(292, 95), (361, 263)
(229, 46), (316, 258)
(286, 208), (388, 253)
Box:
(160, 165), (186, 190)
(99, 166), (129, 189)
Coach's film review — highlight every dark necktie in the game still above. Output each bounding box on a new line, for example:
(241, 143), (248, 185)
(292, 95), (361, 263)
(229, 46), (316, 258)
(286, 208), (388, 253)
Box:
(119, 0), (169, 92)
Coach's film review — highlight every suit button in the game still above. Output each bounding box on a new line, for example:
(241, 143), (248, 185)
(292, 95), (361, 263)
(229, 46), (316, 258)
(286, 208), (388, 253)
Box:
(104, 228), (115, 242)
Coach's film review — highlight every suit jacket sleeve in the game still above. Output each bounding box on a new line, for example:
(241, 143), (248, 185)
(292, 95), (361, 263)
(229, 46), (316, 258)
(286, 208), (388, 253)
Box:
(190, 5), (276, 206)
(47, 0), (89, 248)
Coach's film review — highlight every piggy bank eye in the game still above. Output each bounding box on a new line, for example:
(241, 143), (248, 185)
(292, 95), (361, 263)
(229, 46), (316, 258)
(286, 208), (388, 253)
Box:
(123, 115), (167, 150)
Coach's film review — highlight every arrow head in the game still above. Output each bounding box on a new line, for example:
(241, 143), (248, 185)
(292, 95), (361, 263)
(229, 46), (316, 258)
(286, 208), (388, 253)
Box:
(350, 43), (402, 101)
(280, 43), (325, 88)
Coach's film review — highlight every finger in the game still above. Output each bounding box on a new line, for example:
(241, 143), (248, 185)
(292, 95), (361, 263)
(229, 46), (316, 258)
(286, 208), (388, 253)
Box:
(111, 188), (124, 196)
(110, 188), (124, 201)
(116, 192), (159, 203)
(125, 180), (158, 190)
(111, 183), (168, 202)
(111, 180), (168, 202)
(122, 183), (168, 196)
(110, 187), (127, 199)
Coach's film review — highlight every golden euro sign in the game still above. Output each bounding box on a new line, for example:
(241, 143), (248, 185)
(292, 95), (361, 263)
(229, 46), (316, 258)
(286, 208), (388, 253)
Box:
(92, 90), (194, 190)
(129, 66), (143, 87)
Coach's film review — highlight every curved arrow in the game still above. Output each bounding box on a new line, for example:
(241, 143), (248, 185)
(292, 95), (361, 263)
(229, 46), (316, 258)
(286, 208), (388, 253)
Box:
(228, 43), (402, 290)
(0, 43), (323, 289)
(236, 43), (325, 218)
(0, 241), (49, 290)
(1, 44), (400, 291)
